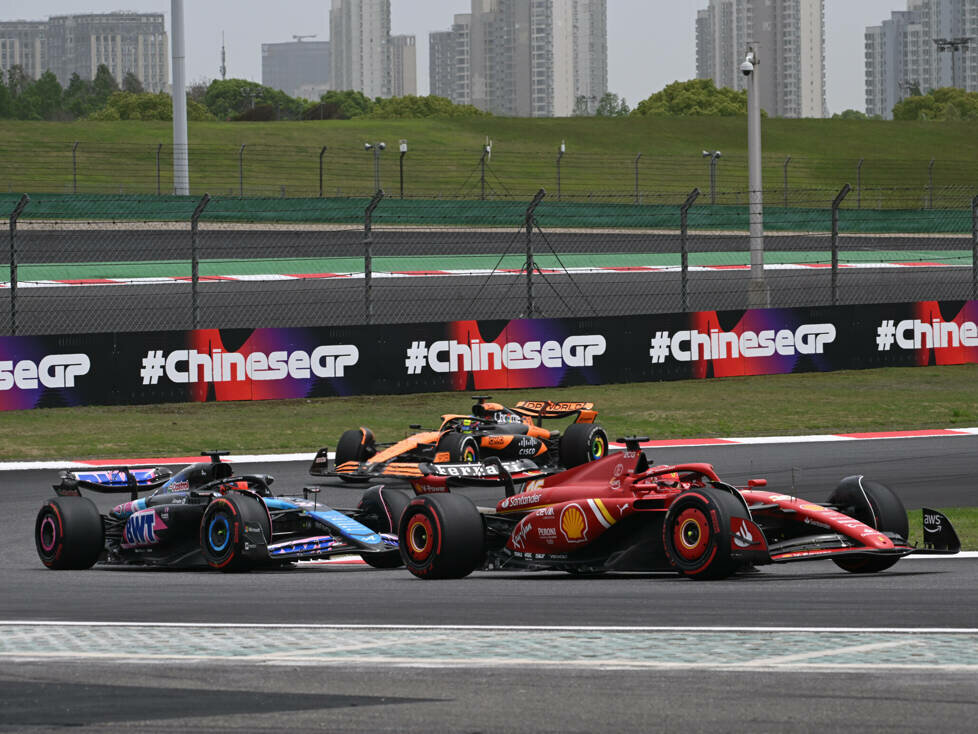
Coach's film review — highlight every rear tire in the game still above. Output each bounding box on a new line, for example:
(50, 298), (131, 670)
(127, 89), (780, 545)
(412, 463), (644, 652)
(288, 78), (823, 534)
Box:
(662, 488), (747, 580)
(559, 423), (609, 467)
(200, 492), (270, 572)
(399, 493), (485, 579)
(35, 496), (104, 570)
(357, 486), (409, 569)
(436, 432), (479, 463)
(829, 476), (907, 573)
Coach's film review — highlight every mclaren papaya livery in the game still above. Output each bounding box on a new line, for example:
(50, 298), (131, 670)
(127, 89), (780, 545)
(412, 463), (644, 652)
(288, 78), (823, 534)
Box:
(310, 397), (609, 483)
(397, 438), (961, 580)
(35, 452), (413, 572)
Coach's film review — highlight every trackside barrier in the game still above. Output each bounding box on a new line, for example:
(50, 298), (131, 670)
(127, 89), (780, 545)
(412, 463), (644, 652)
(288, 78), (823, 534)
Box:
(0, 300), (975, 411)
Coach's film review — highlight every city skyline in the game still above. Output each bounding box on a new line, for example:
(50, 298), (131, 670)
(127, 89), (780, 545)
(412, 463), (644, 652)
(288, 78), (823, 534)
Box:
(5, 0), (910, 114)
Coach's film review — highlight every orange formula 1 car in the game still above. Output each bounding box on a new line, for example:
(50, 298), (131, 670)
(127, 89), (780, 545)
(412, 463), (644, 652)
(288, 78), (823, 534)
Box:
(309, 397), (609, 483)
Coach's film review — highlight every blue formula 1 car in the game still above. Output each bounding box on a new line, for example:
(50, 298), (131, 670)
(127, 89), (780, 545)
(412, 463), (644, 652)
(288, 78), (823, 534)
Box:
(35, 451), (410, 572)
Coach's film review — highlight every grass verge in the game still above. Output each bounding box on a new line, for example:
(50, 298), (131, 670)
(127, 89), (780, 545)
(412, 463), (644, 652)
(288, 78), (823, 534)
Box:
(906, 508), (977, 552)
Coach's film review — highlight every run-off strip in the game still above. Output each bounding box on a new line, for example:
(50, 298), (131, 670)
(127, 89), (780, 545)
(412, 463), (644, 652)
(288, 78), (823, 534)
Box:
(0, 625), (975, 671)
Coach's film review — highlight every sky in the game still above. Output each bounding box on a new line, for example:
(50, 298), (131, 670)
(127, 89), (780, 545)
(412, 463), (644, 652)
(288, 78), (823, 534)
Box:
(10, 0), (906, 114)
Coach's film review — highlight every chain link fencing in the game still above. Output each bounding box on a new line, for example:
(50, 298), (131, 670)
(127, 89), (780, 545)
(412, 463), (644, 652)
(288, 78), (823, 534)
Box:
(2, 189), (976, 335)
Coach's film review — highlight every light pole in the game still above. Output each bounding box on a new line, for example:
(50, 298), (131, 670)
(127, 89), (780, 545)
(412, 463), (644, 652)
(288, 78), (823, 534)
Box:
(933, 37), (973, 88)
(399, 139), (407, 199)
(556, 140), (565, 201)
(364, 142), (386, 193)
(742, 46), (768, 308)
(702, 150), (722, 204)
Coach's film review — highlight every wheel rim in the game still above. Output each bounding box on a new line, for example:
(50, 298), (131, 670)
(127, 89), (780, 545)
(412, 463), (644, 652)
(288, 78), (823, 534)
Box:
(673, 507), (711, 561)
(405, 513), (435, 561)
(38, 513), (58, 554)
(461, 443), (477, 463)
(590, 434), (607, 460)
(207, 514), (231, 553)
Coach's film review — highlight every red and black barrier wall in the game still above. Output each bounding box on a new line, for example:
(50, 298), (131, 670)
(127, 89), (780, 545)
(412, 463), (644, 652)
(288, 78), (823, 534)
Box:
(1, 300), (976, 411)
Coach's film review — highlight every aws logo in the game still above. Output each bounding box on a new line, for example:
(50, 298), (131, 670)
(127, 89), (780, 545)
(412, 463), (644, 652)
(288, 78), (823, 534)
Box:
(560, 504), (589, 543)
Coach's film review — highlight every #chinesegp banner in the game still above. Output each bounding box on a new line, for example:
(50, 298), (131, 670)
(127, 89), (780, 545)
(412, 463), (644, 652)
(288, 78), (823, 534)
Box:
(0, 301), (976, 410)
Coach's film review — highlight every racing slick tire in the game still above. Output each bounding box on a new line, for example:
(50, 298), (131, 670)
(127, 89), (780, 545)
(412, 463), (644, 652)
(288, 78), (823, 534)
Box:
(559, 423), (609, 468)
(662, 488), (749, 580)
(399, 493), (486, 579)
(828, 476), (908, 574)
(200, 492), (271, 572)
(435, 432), (480, 463)
(335, 428), (376, 482)
(357, 486), (410, 568)
(35, 496), (104, 570)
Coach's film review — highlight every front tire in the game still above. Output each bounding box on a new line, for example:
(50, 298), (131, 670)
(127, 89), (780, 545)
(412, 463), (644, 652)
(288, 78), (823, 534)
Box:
(662, 488), (747, 580)
(200, 492), (271, 572)
(35, 496), (104, 570)
(399, 493), (485, 579)
(829, 475), (907, 573)
(334, 427), (376, 482)
(357, 486), (409, 568)
(559, 423), (609, 467)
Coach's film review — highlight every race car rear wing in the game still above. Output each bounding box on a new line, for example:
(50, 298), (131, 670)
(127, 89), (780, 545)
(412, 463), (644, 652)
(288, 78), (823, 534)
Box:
(511, 400), (597, 426)
(54, 466), (174, 500)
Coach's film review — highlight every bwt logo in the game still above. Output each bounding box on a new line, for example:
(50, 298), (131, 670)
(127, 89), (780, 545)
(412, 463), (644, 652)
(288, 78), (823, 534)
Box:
(405, 335), (605, 375)
(649, 325), (836, 364)
(0, 354), (90, 391)
(140, 346), (358, 385)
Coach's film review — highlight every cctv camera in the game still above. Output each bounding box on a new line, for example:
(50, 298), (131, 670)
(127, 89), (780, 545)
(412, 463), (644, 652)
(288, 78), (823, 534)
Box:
(364, 143), (372, 150)
(378, 142), (386, 150)
(741, 52), (755, 76)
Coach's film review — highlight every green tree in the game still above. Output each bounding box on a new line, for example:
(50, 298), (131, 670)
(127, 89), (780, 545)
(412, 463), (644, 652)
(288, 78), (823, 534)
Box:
(203, 78), (305, 120)
(122, 72), (144, 94)
(92, 64), (119, 108)
(631, 78), (750, 117)
(595, 92), (629, 117)
(0, 77), (11, 118)
(63, 73), (97, 118)
(5, 65), (31, 98)
(832, 108), (869, 120)
(892, 87), (978, 121)
(366, 94), (489, 119)
(572, 95), (592, 116)
(315, 89), (375, 119)
(89, 91), (214, 121)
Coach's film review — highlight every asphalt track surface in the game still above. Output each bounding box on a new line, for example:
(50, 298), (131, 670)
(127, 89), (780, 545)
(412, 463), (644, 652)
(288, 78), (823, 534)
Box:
(2, 229), (974, 333)
(2, 437), (977, 731)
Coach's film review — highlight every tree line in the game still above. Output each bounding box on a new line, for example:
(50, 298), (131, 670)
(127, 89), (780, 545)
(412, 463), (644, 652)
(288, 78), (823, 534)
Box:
(1, 66), (975, 122)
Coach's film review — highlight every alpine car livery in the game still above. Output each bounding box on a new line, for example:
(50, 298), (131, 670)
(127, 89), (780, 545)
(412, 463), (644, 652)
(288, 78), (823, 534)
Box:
(310, 397), (609, 483)
(35, 452), (410, 572)
(396, 438), (961, 580)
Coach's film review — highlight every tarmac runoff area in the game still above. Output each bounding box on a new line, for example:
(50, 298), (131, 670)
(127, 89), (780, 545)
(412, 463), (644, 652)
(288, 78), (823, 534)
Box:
(1, 623), (977, 672)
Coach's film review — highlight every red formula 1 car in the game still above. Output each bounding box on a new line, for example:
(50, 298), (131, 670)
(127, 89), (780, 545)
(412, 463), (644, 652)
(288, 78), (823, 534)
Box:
(397, 438), (960, 580)
(310, 397), (609, 483)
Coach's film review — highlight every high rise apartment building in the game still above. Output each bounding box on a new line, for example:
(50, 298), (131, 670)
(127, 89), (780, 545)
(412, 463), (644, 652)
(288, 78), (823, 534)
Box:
(865, 0), (978, 119)
(696, 0), (826, 118)
(0, 13), (168, 92)
(261, 40), (331, 99)
(390, 34), (417, 96)
(429, 0), (607, 117)
(329, 0), (392, 98)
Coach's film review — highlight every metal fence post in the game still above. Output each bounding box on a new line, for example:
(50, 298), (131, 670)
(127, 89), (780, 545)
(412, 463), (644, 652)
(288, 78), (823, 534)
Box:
(680, 188), (700, 312)
(524, 189), (546, 319)
(480, 144), (490, 201)
(783, 156), (791, 208)
(319, 145), (327, 198)
(238, 144), (246, 197)
(633, 153), (642, 205)
(72, 142), (79, 194)
(8, 194), (29, 336)
(364, 189), (385, 325)
(928, 159), (935, 209)
(972, 194), (978, 300)
(156, 143), (163, 196)
(831, 184), (852, 307)
(190, 193), (211, 329)
(556, 142), (564, 201)
(856, 158), (864, 209)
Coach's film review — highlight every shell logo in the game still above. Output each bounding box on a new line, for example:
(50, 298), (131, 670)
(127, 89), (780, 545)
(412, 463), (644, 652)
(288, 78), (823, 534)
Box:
(800, 503), (825, 512)
(560, 503), (589, 543)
